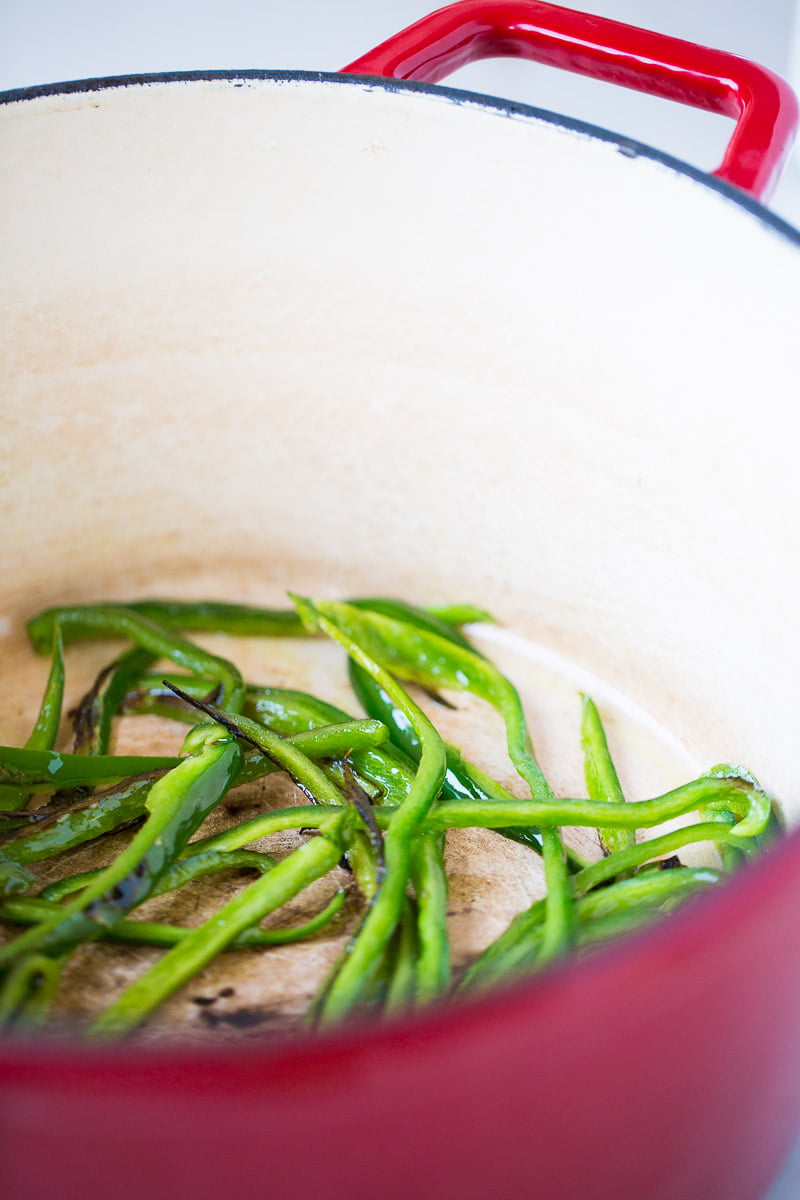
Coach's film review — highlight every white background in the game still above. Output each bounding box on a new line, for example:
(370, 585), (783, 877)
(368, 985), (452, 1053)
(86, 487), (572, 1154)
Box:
(2, 3), (800, 1193)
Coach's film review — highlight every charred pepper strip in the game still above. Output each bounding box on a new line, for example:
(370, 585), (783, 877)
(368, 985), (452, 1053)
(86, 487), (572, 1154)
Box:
(26, 605), (245, 712)
(71, 646), (156, 756)
(338, 758), (386, 899)
(120, 671), (218, 722)
(0, 625), (64, 814)
(292, 595), (447, 1023)
(0, 725), (242, 965)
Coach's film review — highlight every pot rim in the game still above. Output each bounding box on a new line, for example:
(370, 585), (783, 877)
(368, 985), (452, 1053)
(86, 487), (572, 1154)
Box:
(1, 67), (799, 247)
(2, 63), (800, 1072)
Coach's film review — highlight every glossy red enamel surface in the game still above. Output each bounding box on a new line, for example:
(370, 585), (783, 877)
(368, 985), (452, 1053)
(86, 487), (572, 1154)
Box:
(3, 832), (800, 1200)
(343, 0), (799, 200)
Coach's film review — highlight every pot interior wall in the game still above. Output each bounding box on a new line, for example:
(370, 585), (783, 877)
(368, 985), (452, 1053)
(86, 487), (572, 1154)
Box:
(2, 77), (800, 817)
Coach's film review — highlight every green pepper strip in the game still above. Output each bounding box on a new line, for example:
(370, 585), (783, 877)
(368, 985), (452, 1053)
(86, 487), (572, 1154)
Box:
(575, 904), (674, 948)
(245, 687), (415, 808)
(38, 847), (278, 903)
(461, 866), (723, 990)
(179, 764), (769, 853)
(124, 599), (306, 637)
(0, 718), (387, 879)
(580, 695), (633, 856)
(164, 687), (389, 906)
(347, 599), (565, 865)
(425, 769), (771, 841)
(2, 889), (346, 950)
(104, 596), (491, 639)
(349, 663), (549, 856)
(384, 898), (419, 1014)
(0, 776), (159, 901)
(305, 600), (574, 967)
(579, 867), (723, 918)
(89, 815), (350, 1036)
(0, 951), (67, 1029)
(0, 726), (243, 965)
(234, 717), (392, 788)
(424, 603), (497, 626)
(570, 820), (739, 894)
(27, 606), (245, 713)
(347, 604), (542, 998)
(0, 746), (182, 792)
(0, 626), (65, 814)
(292, 595), (447, 1024)
(160, 695), (366, 812)
(124, 676), (417, 809)
(127, 676), (408, 899)
(409, 831), (450, 1005)
(185, 806), (334, 854)
(452, 756), (587, 870)
(459, 816), (744, 990)
(349, 597), (481, 653)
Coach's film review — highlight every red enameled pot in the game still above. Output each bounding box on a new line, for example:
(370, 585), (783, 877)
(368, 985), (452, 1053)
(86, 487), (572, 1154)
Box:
(2, 4), (800, 1198)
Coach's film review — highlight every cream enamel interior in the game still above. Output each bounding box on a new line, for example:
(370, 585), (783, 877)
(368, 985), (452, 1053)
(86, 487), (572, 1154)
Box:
(2, 74), (800, 829)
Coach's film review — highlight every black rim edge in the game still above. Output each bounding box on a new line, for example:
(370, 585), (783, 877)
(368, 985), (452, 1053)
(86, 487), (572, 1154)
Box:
(1, 67), (799, 247)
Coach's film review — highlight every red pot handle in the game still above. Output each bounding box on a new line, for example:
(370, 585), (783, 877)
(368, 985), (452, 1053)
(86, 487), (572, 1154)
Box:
(341, 0), (798, 201)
